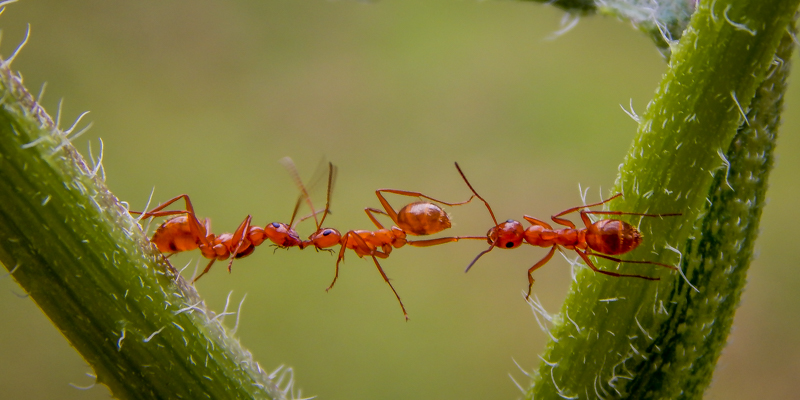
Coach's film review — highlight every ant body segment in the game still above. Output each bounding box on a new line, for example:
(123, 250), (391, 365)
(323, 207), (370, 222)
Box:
(302, 184), (484, 320)
(454, 162), (681, 299)
(132, 159), (334, 283)
(131, 195), (262, 283)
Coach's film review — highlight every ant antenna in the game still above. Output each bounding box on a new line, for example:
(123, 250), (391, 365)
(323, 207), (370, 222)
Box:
(281, 157), (318, 228)
(465, 246), (495, 273)
(454, 162), (499, 226)
(317, 162), (337, 228)
(454, 162), (501, 272)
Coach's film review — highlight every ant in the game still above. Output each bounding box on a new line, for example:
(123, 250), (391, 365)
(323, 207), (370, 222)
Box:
(301, 179), (485, 320)
(131, 159), (334, 283)
(454, 162), (681, 299)
(130, 195), (260, 282)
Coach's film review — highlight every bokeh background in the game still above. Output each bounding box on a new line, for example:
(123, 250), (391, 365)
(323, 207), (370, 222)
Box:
(0, 1), (797, 399)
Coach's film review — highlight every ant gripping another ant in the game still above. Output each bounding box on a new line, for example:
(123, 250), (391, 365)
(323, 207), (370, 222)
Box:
(299, 178), (485, 320)
(454, 162), (681, 300)
(130, 158), (335, 283)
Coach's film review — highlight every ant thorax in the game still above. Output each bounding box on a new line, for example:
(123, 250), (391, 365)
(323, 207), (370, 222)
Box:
(263, 222), (302, 247)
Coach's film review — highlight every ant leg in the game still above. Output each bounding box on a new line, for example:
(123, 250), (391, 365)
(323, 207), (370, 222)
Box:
(192, 258), (217, 284)
(578, 210), (681, 231)
(575, 250), (659, 281)
(130, 210), (188, 218)
(364, 208), (389, 230)
(551, 193), (624, 228)
(134, 194), (212, 249)
(523, 215), (555, 230)
(582, 210), (682, 218)
(552, 193), (622, 221)
(406, 236), (486, 247)
(226, 216), (253, 273)
(134, 194), (198, 218)
(327, 231), (388, 291)
(550, 215), (577, 229)
(374, 189), (475, 224)
(369, 254), (409, 320)
(553, 193), (623, 218)
(347, 232), (390, 258)
(377, 189), (475, 207)
(526, 246), (557, 300)
(328, 232), (353, 291)
(584, 249), (678, 271)
(337, 231), (406, 317)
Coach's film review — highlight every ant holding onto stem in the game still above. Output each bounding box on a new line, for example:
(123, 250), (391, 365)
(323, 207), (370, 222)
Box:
(453, 162), (681, 299)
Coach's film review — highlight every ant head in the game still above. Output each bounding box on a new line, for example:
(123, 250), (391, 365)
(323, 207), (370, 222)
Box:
(487, 220), (525, 249)
(264, 222), (302, 247)
(303, 227), (342, 250)
(464, 220), (524, 273)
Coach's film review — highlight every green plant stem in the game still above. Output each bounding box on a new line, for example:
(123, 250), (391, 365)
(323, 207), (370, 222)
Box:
(666, 21), (795, 400)
(528, 0), (798, 398)
(0, 56), (293, 398)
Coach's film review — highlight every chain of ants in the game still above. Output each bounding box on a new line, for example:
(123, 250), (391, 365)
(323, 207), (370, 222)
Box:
(131, 160), (681, 320)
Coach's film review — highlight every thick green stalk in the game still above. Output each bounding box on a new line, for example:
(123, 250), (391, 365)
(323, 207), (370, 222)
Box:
(0, 55), (294, 398)
(637, 23), (793, 399)
(528, 0), (797, 398)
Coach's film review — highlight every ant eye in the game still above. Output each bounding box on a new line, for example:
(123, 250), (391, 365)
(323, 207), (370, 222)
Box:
(271, 222), (280, 228)
(323, 230), (332, 236)
(506, 219), (514, 223)
(505, 242), (514, 248)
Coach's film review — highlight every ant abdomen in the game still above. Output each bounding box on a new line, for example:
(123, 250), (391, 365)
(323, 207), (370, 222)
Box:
(395, 202), (451, 235)
(586, 220), (643, 255)
(151, 216), (201, 253)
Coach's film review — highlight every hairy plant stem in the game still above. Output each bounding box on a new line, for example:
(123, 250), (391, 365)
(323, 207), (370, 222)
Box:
(0, 55), (294, 399)
(528, 0), (798, 398)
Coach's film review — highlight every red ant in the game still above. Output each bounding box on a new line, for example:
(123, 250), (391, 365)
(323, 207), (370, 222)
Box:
(454, 162), (680, 299)
(131, 159), (333, 283)
(131, 195), (261, 282)
(299, 180), (485, 320)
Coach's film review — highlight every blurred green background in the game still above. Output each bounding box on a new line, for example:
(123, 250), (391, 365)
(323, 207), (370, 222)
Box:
(0, 1), (797, 399)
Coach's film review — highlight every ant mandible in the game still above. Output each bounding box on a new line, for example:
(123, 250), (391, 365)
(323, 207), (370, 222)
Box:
(263, 157), (337, 252)
(301, 175), (485, 320)
(454, 162), (681, 299)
